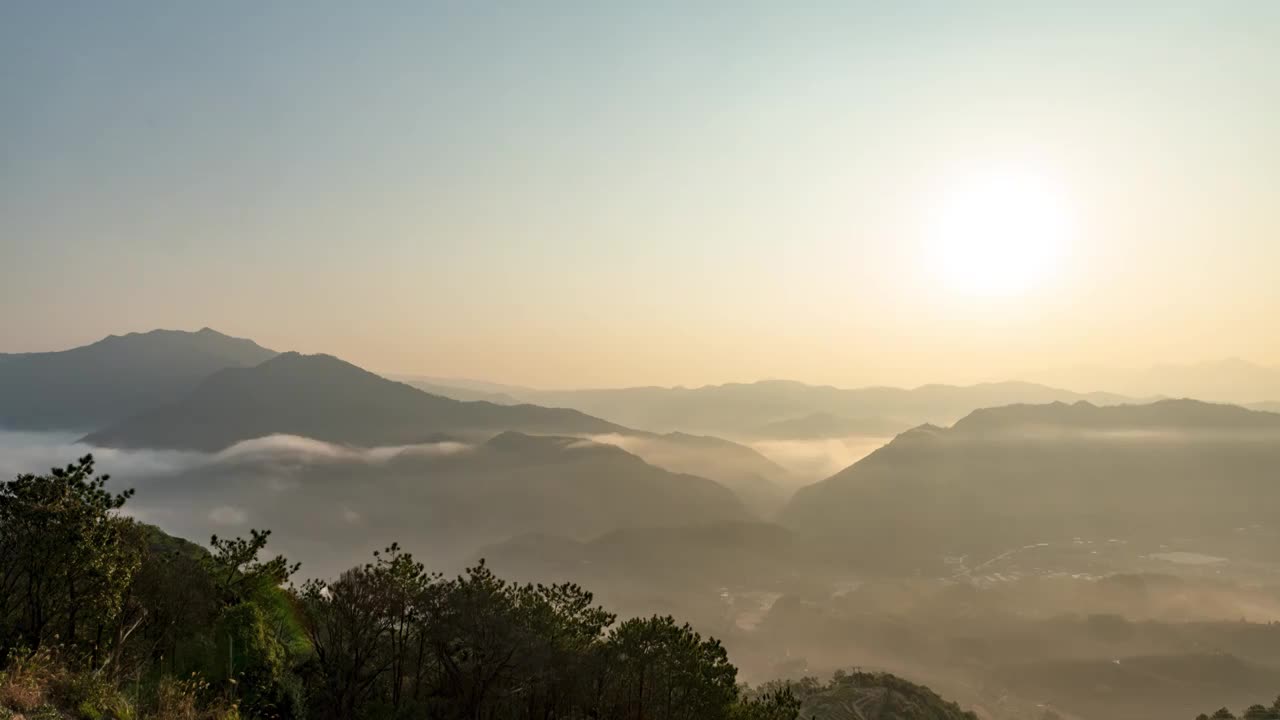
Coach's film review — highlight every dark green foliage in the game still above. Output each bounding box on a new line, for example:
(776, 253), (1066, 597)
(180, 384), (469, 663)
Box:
(298, 553), (789, 720)
(207, 529), (301, 606)
(597, 616), (739, 720)
(0, 456), (143, 668)
(202, 530), (305, 719)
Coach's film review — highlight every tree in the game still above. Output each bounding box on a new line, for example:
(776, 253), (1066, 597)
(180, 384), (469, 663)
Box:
(732, 685), (803, 720)
(299, 562), (403, 719)
(207, 528), (300, 606)
(0, 455), (142, 668)
(597, 615), (740, 720)
(202, 529), (303, 718)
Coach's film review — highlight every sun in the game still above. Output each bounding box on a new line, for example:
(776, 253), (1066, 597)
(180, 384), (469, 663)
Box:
(925, 169), (1072, 297)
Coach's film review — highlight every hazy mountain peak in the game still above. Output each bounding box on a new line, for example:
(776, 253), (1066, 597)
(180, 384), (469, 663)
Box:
(950, 397), (1280, 433)
(483, 430), (574, 452)
(0, 328), (277, 431)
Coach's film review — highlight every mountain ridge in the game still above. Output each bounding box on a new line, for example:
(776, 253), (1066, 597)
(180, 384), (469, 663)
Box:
(780, 398), (1280, 567)
(0, 327), (277, 431)
(82, 351), (628, 451)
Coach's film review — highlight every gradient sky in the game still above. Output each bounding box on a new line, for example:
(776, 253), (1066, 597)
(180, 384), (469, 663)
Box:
(3, 2), (1278, 388)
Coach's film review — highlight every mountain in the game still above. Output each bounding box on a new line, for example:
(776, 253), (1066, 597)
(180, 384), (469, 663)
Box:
(483, 521), (818, 589)
(0, 327), (276, 431)
(780, 400), (1280, 569)
(394, 374), (535, 397)
(1024, 358), (1280, 405)
(83, 352), (626, 450)
(993, 653), (1280, 720)
(58, 339), (792, 514)
(123, 432), (752, 576)
(588, 431), (795, 516)
(749, 411), (907, 439)
(951, 397), (1280, 432)
(492, 379), (1138, 438)
(396, 376), (522, 404)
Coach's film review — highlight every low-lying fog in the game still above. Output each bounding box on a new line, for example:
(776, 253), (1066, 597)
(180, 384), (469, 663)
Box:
(0, 428), (888, 576)
(742, 435), (890, 481)
(7, 427), (1280, 720)
(0, 430), (483, 577)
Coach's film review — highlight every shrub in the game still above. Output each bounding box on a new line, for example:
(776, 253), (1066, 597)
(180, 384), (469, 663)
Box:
(0, 647), (60, 714)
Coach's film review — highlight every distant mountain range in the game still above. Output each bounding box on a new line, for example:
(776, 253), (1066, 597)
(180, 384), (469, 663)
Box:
(0, 329), (792, 515)
(0, 327), (276, 430)
(1021, 358), (1280, 406)
(779, 399), (1280, 569)
(11, 329), (1280, 541)
(404, 377), (1142, 439)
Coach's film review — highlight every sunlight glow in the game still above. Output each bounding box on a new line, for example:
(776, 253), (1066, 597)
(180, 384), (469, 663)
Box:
(926, 169), (1073, 297)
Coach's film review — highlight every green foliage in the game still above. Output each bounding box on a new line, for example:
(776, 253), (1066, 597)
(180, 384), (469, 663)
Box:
(0, 646), (135, 720)
(206, 531), (300, 608)
(58, 671), (132, 719)
(0, 456), (143, 667)
(297, 551), (780, 720)
(598, 615), (740, 720)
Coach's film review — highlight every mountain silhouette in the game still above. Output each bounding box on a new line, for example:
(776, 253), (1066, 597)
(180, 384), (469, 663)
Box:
(82, 352), (626, 450)
(594, 430), (795, 516)
(1024, 358), (1280, 405)
(0, 328), (276, 431)
(479, 379), (1139, 437)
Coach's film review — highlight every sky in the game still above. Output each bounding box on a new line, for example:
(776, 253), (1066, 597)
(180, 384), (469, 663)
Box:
(3, 2), (1278, 389)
